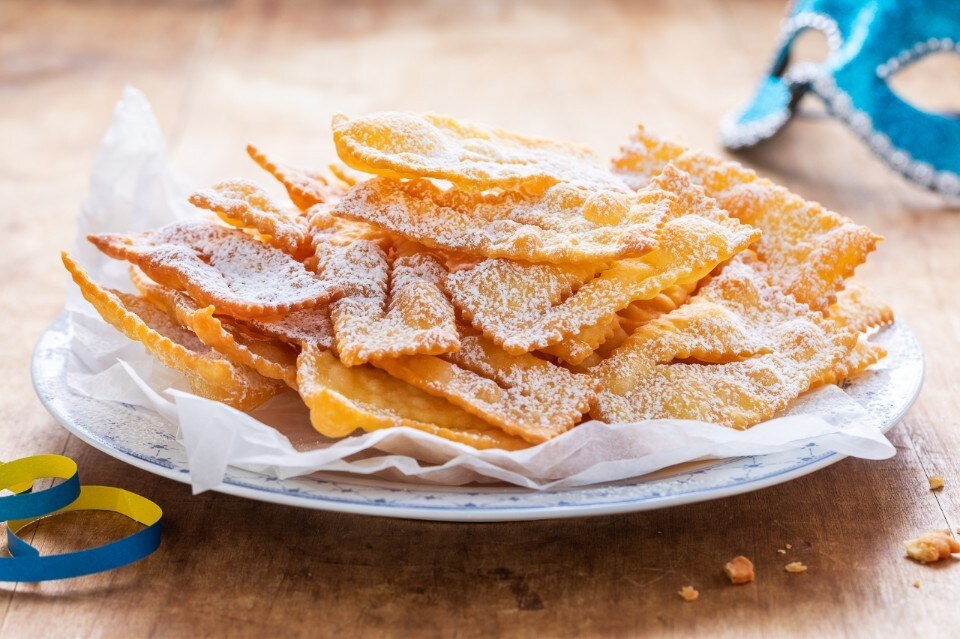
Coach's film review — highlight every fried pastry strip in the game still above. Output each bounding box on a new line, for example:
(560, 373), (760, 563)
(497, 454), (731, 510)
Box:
(306, 206), (391, 249)
(243, 307), (335, 351)
(814, 335), (886, 387)
(543, 280), (701, 366)
(333, 177), (669, 264)
(827, 279), (894, 333)
(591, 319), (632, 362)
(537, 314), (622, 365)
(566, 282), (701, 368)
(297, 344), (529, 450)
(88, 220), (340, 320)
(811, 279), (893, 387)
(617, 282), (699, 334)
(374, 336), (597, 444)
(612, 125), (880, 310)
(333, 111), (629, 193)
(445, 259), (597, 339)
(189, 178), (312, 259)
(63, 253), (284, 411)
(132, 269), (299, 389)
(328, 163), (361, 189)
(319, 240), (460, 366)
(247, 145), (335, 210)
(590, 255), (858, 427)
(448, 166), (760, 354)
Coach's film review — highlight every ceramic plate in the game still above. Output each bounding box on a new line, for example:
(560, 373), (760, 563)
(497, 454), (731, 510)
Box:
(32, 313), (923, 522)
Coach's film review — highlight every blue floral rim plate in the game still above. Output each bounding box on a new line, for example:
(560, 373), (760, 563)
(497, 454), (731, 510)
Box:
(32, 312), (923, 522)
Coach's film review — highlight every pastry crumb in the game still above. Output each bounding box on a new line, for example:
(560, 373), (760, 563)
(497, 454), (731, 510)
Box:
(913, 580), (921, 589)
(724, 556), (755, 584)
(785, 561), (807, 573)
(928, 476), (945, 490)
(785, 544), (792, 550)
(678, 585), (699, 601)
(904, 530), (960, 563)
(777, 549), (787, 555)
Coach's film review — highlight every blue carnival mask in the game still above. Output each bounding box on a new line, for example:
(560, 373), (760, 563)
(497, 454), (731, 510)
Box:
(721, 0), (960, 196)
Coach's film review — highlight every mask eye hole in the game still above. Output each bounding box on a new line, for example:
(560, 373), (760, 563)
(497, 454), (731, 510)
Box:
(773, 27), (831, 79)
(772, 28), (833, 116)
(789, 28), (830, 68)
(886, 51), (960, 117)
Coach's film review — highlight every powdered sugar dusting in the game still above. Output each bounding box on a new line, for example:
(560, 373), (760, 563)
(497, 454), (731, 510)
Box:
(817, 335), (885, 386)
(131, 269), (299, 388)
(443, 336), (596, 441)
(446, 259), (595, 331)
(374, 335), (596, 444)
(306, 206), (390, 250)
(333, 112), (630, 194)
(63, 253), (283, 411)
(248, 306), (335, 350)
(88, 220), (340, 319)
(538, 313), (621, 365)
(827, 279), (894, 333)
(448, 169), (760, 354)
(332, 177), (665, 264)
(190, 179), (311, 259)
(189, 178), (311, 259)
(316, 238), (460, 366)
(591, 255), (858, 427)
(611, 126), (879, 310)
(611, 125), (686, 190)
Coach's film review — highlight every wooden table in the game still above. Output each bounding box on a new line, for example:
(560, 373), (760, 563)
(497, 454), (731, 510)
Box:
(2, 1), (958, 636)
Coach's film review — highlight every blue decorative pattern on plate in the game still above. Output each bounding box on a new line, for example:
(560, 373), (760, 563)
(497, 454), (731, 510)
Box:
(32, 313), (922, 522)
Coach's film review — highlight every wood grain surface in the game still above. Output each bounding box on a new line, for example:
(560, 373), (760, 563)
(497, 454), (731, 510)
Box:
(1, 1), (958, 637)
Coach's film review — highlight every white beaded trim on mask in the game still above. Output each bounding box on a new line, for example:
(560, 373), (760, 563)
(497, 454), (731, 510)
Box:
(813, 73), (960, 196)
(876, 37), (959, 79)
(777, 12), (842, 52)
(720, 13), (841, 150)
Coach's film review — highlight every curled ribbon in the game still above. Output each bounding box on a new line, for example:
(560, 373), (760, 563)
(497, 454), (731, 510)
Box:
(0, 455), (162, 582)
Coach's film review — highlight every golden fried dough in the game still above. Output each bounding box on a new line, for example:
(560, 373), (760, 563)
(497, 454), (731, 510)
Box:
(247, 144), (335, 210)
(317, 240), (460, 366)
(297, 344), (529, 449)
(132, 268), (299, 389)
(590, 255), (857, 427)
(333, 177), (668, 264)
(64, 253), (284, 410)
(89, 220), (340, 320)
(189, 178), (312, 259)
(333, 111), (628, 193)
(374, 336), (597, 444)
(612, 125), (880, 310)
(448, 167), (759, 354)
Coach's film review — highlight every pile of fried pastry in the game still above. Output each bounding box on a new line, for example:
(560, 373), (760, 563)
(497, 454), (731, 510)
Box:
(63, 113), (893, 450)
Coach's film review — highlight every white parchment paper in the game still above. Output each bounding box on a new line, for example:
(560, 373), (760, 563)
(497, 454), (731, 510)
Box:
(64, 87), (896, 493)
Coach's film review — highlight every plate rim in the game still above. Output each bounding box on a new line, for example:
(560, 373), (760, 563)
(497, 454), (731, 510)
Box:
(32, 312), (924, 522)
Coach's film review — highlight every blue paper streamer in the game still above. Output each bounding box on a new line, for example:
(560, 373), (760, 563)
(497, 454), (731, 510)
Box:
(0, 455), (81, 521)
(0, 456), (162, 582)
